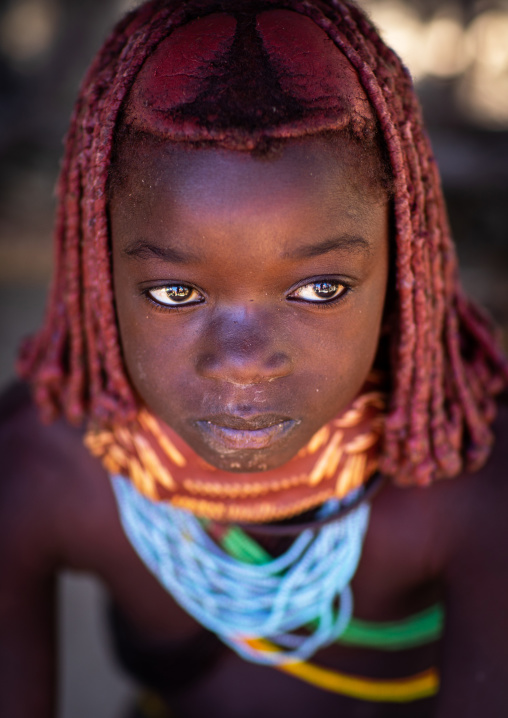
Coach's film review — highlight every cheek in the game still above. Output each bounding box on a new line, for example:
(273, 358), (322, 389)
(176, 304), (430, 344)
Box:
(305, 314), (381, 390)
(119, 315), (194, 406)
(300, 271), (388, 406)
(113, 273), (192, 408)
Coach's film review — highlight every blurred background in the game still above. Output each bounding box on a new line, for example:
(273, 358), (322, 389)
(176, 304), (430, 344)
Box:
(0, 0), (507, 716)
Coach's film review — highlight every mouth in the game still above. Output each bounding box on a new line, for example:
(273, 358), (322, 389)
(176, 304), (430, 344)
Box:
(195, 415), (298, 453)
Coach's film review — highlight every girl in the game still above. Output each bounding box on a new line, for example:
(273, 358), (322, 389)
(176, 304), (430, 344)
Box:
(1, 0), (507, 716)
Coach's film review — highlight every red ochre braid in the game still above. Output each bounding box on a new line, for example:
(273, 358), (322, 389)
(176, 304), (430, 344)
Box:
(18, 0), (508, 488)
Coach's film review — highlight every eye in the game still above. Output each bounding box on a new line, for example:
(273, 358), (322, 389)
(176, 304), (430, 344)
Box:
(147, 284), (204, 307)
(289, 280), (347, 303)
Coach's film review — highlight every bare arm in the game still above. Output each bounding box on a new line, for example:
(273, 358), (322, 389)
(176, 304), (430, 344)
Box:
(0, 384), (64, 717)
(0, 381), (133, 718)
(0, 524), (57, 718)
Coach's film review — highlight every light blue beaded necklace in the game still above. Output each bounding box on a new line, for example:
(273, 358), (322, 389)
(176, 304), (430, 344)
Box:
(111, 474), (370, 665)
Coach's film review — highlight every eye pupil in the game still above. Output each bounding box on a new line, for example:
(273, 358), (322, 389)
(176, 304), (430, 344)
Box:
(165, 285), (191, 302)
(314, 281), (337, 298)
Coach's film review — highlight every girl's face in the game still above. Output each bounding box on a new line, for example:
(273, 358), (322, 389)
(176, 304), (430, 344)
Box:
(111, 136), (389, 472)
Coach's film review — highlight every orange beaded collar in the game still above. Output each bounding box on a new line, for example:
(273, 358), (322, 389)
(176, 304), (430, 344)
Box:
(85, 387), (386, 523)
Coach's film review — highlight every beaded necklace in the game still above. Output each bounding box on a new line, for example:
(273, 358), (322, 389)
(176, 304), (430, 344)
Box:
(110, 475), (440, 702)
(112, 474), (369, 664)
(85, 386), (386, 523)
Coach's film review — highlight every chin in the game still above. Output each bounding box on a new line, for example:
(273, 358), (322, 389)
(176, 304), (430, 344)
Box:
(194, 443), (300, 474)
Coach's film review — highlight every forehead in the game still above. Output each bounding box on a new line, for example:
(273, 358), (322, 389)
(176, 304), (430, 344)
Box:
(112, 133), (387, 216)
(109, 134), (389, 270)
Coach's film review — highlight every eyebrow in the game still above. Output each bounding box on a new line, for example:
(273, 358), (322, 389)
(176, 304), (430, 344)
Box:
(122, 239), (198, 264)
(285, 235), (372, 260)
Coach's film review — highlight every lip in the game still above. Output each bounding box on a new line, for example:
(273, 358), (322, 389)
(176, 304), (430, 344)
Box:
(195, 415), (298, 452)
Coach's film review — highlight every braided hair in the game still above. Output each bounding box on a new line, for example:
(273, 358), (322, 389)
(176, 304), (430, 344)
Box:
(18, 0), (508, 487)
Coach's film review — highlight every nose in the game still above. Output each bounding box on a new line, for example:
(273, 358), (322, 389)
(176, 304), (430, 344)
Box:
(195, 307), (294, 385)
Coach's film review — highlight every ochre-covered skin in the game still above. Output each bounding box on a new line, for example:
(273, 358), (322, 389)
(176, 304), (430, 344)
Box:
(125, 10), (376, 144)
(127, 13), (237, 119)
(257, 10), (374, 123)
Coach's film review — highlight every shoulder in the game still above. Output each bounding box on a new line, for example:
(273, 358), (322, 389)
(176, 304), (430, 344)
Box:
(429, 395), (508, 570)
(0, 381), (112, 572)
(366, 397), (508, 583)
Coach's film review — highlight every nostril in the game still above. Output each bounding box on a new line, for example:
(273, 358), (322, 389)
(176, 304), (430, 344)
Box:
(267, 352), (291, 370)
(196, 353), (219, 375)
